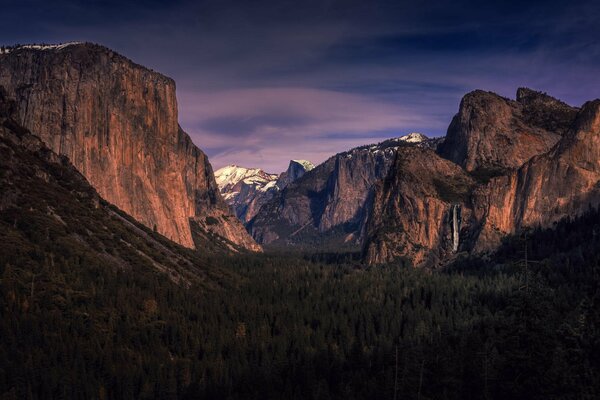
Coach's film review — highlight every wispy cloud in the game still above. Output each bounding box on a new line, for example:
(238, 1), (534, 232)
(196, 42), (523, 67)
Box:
(178, 87), (439, 172)
(2, 0), (599, 171)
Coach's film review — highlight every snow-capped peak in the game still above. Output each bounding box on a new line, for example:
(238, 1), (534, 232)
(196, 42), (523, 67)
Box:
(397, 132), (429, 143)
(214, 165), (278, 192)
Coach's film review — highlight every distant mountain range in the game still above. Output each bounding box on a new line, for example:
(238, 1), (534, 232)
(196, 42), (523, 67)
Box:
(247, 133), (440, 251)
(1, 42), (599, 267)
(244, 89), (600, 268)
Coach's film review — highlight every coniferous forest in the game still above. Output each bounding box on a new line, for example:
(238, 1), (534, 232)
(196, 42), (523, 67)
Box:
(1, 197), (599, 399)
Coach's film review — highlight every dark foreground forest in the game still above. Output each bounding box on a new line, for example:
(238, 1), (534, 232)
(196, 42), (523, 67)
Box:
(1, 199), (599, 400)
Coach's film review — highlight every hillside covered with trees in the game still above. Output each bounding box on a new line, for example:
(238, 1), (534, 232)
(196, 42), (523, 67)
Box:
(2, 202), (599, 399)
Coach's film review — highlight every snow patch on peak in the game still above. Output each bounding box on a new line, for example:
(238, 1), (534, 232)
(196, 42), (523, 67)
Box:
(397, 132), (429, 143)
(214, 164), (285, 223)
(291, 159), (315, 171)
(215, 165), (278, 191)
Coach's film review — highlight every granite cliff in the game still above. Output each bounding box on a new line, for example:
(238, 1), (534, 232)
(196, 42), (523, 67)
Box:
(0, 87), (228, 285)
(363, 146), (474, 266)
(276, 159), (315, 190)
(472, 98), (600, 252)
(438, 88), (578, 173)
(0, 43), (260, 252)
(364, 89), (599, 266)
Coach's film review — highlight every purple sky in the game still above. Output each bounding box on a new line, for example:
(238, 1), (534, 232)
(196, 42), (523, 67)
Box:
(2, 0), (600, 172)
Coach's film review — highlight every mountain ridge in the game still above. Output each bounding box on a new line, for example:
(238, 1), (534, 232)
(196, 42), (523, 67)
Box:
(215, 159), (314, 222)
(2, 41), (595, 268)
(248, 133), (438, 249)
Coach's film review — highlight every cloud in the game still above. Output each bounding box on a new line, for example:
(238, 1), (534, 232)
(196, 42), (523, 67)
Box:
(1, 0), (599, 171)
(178, 87), (442, 172)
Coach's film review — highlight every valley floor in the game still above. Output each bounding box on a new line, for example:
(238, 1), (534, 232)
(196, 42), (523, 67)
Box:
(1, 208), (600, 399)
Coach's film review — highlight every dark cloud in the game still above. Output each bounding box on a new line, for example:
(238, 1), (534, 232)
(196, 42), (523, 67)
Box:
(1, 0), (599, 170)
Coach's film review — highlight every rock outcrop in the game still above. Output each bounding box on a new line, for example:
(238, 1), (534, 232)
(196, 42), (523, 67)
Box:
(472, 99), (600, 252)
(276, 159), (315, 190)
(0, 43), (260, 252)
(438, 88), (578, 173)
(363, 147), (475, 266)
(249, 134), (435, 249)
(364, 89), (600, 267)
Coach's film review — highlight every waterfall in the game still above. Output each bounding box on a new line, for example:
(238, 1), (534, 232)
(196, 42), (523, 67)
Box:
(452, 204), (460, 253)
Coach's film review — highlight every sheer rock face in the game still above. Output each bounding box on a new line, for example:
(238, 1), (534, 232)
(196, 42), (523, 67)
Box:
(438, 89), (579, 173)
(276, 160), (314, 190)
(0, 43), (260, 252)
(364, 90), (600, 266)
(473, 99), (600, 252)
(249, 135), (433, 248)
(0, 87), (231, 285)
(363, 147), (475, 266)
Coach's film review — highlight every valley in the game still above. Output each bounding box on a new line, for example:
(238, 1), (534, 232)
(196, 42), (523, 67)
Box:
(0, 39), (599, 400)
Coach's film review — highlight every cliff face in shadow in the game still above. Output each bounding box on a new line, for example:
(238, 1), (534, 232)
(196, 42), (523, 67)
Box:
(0, 43), (260, 252)
(363, 147), (474, 266)
(249, 134), (436, 250)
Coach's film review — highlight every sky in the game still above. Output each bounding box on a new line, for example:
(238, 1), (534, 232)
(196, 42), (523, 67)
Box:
(2, 0), (600, 172)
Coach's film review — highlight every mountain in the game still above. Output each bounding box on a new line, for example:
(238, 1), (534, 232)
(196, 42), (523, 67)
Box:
(275, 159), (315, 189)
(2, 43), (593, 269)
(0, 42), (260, 252)
(215, 165), (279, 222)
(248, 133), (435, 249)
(438, 88), (578, 173)
(472, 97), (600, 252)
(364, 88), (600, 266)
(1, 46), (598, 398)
(363, 146), (474, 266)
(0, 86), (227, 285)
(6, 86), (600, 397)
(3, 82), (600, 396)
(215, 159), (314, 223)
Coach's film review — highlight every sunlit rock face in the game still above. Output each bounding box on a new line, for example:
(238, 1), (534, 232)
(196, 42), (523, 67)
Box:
(438, 88), (578, 173)
(364, 89), (600, 267)
(472, 99), (600, 252)
(0, 43), (260, 252)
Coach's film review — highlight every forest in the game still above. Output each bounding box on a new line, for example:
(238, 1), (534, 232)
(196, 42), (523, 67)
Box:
(1, 199), (599, 399)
